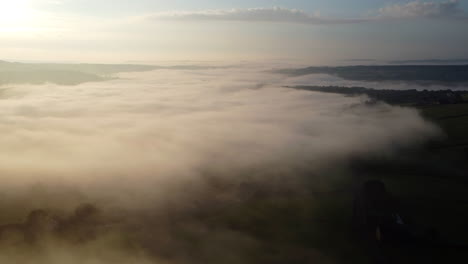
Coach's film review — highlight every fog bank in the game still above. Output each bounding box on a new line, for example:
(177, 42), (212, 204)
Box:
(0, 64), (441, 263)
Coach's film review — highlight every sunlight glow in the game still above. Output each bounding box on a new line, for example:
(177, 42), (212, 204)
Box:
(0, 0), (34, 26)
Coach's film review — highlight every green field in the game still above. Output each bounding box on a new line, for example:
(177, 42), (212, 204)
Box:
(170, 103), (468, 263)
(420, 103), (468, 148)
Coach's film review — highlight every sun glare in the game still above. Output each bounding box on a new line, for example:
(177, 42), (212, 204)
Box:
(0, 0), (33, 25)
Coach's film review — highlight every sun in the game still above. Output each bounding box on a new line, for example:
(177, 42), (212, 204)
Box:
(0, 0), (33, 25)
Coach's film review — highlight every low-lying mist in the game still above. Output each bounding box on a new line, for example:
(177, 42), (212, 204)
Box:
(0, 64), (441, 263)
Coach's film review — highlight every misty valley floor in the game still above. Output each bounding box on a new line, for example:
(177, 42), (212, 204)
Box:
(0, 64), (467, 264)
(1, 0), (468, 261)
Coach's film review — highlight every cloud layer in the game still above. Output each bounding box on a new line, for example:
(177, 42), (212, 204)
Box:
(0, 63), (441, 263)
(0, 65), (440, 198)
(145, 7), (365, 24)
(379, 0), (464, 19)
(143, 1), (467, 25)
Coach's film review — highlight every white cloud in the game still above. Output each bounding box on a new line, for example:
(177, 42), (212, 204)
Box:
(379, 0), (464, 19)
(144, 7), (366, 25)
(142, 3), (468, 25)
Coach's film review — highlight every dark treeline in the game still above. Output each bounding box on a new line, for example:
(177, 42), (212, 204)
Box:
(277, 65), (468, 85)
(289, 85), (468, 106)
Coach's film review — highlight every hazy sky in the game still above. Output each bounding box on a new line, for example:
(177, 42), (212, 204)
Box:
(1, 0), (467, 63)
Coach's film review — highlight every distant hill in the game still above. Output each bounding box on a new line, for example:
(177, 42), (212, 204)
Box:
(0, 61), (157, 75)
(0, 70), (109, 86)
(277, 65), (468, 85)
(0, 60), (166, 85)
(0, 61), (228, 85)
(388, 59), (468, 65)
(0, 60), (161, 85)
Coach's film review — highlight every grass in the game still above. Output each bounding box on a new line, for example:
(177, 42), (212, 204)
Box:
(189, 103), (468, 263)
(420, 103), (468, 147)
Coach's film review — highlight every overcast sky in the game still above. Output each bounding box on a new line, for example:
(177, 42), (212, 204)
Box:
(1, 0), (467, 63)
